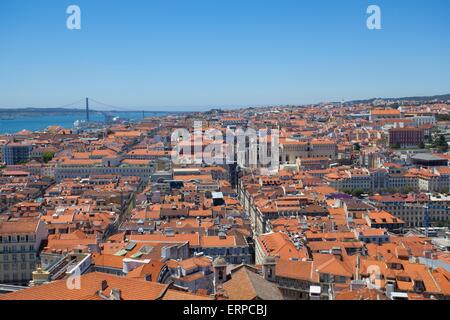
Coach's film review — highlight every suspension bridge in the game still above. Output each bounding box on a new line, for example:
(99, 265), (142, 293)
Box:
(35, 97), (150, 123)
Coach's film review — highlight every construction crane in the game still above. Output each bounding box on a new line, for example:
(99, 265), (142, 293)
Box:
(424, 204), (430, 237)
(423, 203), (447, 237)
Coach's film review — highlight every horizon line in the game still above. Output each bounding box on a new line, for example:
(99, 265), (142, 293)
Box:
(0, 92), (449, 112)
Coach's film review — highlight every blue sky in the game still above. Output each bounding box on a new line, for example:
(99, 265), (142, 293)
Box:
(0, 0), (449, 111)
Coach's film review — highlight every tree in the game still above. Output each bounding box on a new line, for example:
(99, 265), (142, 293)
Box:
(436, 114), (450, 122)
(352, 189), (366, 198)
(43, 151), (55, 163)
(402, 187), (414, 194)
(434, 135), (449, 152)
(342, 189), (353, 195)
(389, 103), (400, 109)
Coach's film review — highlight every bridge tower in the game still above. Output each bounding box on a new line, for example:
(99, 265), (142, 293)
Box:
(85, 97), (90, 122)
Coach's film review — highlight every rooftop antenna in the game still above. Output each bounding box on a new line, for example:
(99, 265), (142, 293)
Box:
(86, 97), (90, 122)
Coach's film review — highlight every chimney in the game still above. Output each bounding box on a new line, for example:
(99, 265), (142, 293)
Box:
(100, 280), (108, 291)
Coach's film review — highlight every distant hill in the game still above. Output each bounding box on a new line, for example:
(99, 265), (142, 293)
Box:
(0, 107), (86, 114)
(0, 108), (90, 118)
(347, 94), (450, 105)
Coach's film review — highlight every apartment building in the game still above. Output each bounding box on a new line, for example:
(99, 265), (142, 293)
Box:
(369, 194), (450, 227)
(197, 234), (253, 265)
(325, 166), (450, 194)
(0, 140), (7, 164)
(389, 127), (425, 148)
(55, 159), (155, 182)
(370, 108), (401, 122)
(325, 168), (372, 192)
(3, 143), (33, 165)
(0, 217), (48, 285)
(280, 139), (337, 164)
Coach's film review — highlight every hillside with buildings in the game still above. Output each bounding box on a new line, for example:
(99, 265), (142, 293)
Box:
(0, 99), (450, 301)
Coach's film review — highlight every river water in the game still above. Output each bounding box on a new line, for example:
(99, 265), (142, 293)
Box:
(0, 111), (169, 134)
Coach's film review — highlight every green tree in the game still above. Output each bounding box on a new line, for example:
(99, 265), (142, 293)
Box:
(434, 135), (449, 152)
(43, 151), (55, 163)
(342, 189), (352, 195)
(436, 114), (450, 122)
(352, 189), (366, 198)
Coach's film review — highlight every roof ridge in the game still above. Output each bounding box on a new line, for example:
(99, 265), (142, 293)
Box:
(427, 268), (441, 293)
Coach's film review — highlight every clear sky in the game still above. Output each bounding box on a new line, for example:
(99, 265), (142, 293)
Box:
(0, 0), (449, 111)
